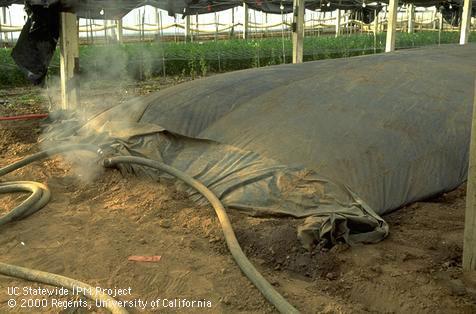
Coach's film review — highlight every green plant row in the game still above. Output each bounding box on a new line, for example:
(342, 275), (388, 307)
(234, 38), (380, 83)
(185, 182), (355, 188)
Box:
(0, 31), (474, 87)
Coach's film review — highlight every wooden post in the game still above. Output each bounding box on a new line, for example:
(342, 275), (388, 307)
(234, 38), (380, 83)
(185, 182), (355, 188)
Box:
(0, 7), (3, 45)
(7, 5), (11, 45)
(317, 11), (322, 37)
(374, 9), (378, 53)
(438, 10), (443, 31)
(84, 18), (89, 44)
(195, 13), (199, 41)
(335, 9), (341, 37)
(460, 0), (473, 45)
(116, 19), (123, 43)
(265, 12), (268, 37)
(141, 10), (145, 42)
(59, 12), (79, 110)
(214, 12), (219, 41)
(231, 8), (235, 38)
(438, 9), (443, 45)
(311, 11), (314, 36)
(103, 19), (108, 44)
(419, 10), (423, 31)
(407, 4), (414, 33)
(374, 9), (379, 33)
(159, 11), (164, 38)
(385, 0), (398, 52)
(464, 82), (476, 271)
(1, 7), (7, 43)
(432, 9), (436, 30)
(88, 18), (94, 44)
(243, 2), (249, 39)
(159, 9), (160, 40)
(292, 0), (305, 64)
(184, 15), (191, 42)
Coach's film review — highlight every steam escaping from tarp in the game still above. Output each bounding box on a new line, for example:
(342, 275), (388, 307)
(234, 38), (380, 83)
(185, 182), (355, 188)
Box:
(39, 40), (165, 184)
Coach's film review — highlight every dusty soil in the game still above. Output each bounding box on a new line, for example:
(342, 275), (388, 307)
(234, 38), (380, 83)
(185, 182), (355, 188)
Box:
(1, 81), (476, 314)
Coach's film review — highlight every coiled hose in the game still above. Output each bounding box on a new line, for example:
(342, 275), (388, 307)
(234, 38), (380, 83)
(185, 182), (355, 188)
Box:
(0, 145), (299, 313)
(0, 144), (128, 314)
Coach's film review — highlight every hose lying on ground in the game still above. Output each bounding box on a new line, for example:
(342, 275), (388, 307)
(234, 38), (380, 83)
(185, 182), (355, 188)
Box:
(0, 113), (49, 121)
(105, 156), (299, 314)
(0, 145), (101, 225)
(0, 145), (299, 313)
(0, 263), (128, 314)
(0, 144), (128, 314)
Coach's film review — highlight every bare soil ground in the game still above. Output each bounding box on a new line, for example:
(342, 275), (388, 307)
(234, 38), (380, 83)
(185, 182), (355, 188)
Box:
(1, 80), (476, 314)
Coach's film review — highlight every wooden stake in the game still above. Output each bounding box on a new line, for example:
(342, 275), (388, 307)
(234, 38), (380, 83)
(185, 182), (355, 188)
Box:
(460, 0), (473, 45)
(59, 12), (79, 110)
(335, 9), (341, 37)
(116, 19), (123, 43)
(292, 0), (305, 64)
(1, 7), (7, 44)
(103, 19), (108, 44)
(195, 13), (199, 41)
(185, 15), (191, 42)
(385, 0), (398, 52)
(374, 9), (378, 53)
(156, 8), (160, 40)
(0, 7), (3, 45)
(214, 12), (218, 41)
(243, 2), (249, 40)
(265, 12), (268, 37)
(231, 8), (235, 38)
(89, 18), (94, 44)
(407, 4), (414, 33)
(438, 10), (443, 45)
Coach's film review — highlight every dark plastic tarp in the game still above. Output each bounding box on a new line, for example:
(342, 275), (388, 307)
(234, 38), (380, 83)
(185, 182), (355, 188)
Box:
(44, 44), (476, 248)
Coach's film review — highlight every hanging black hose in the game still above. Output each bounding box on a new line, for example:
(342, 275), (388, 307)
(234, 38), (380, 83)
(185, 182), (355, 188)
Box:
(0, 145), (299, 313)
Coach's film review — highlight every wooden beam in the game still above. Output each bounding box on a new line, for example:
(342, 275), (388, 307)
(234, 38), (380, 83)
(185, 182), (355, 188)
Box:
(243, 2), (249, 40)
(292, 0), (305, 64)
(59, 12), (79, 110)
(460, 0), (473, 45)
(431, 9), (435, 29)
(265, 12), (268, 37)
(335, 9), (341, 37)
(116, 19), (123, 43)
(230, 8), (235, 38)
(407, 4), (414, 33)
(385, 0), (398, 52)
(464, 81), (476, 271)
(0, 7), (3, 45)
(1, 7), (7, 44)
(374, 9), (379, 34)
(156, 9), (165, 40)
(438, 10), (443, 31)
(184, 15), (191, 42)
(214, 12), (219, 41)
(104, 20), (108, 44)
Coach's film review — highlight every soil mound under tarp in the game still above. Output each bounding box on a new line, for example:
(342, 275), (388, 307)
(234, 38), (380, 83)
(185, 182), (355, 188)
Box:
(44, 44), (476, 249)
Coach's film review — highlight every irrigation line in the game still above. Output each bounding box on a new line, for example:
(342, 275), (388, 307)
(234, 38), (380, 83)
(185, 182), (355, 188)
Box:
(0, 146), (300, 313)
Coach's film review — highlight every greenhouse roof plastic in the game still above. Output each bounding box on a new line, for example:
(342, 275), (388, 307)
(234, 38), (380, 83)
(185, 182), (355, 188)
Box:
(0, 1), (474, 19)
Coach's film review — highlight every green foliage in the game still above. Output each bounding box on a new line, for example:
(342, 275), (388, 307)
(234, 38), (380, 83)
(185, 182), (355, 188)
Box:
(0, 31), (474, 87)
(0, 48), (28, 87)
